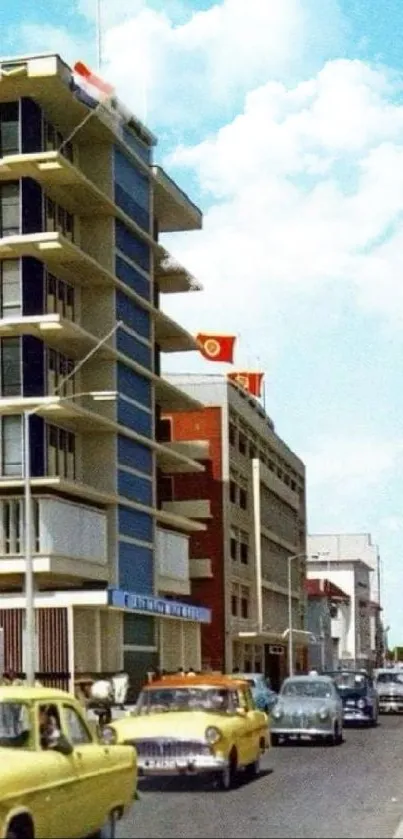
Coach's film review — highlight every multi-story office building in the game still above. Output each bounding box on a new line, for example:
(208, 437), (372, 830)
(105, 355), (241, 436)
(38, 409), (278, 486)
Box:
(162, 374), (308, 690)
(307, 534), (383, 668)
(0, 52), (210, 692)
(305, 577), (350, 672)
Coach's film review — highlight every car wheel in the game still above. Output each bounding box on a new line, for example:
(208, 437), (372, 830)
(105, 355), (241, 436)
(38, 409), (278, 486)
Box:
(370, 708), (378, 727)
(247, 754), (261, 778)
(91, 813), (117, 839)
(217, 750), (237, 791)
(327, 722), (340, 745)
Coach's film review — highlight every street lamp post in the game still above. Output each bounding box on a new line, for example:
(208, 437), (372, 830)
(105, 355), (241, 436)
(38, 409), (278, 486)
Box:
(287, 553), (305, 678)
(24, 321), (122, 686)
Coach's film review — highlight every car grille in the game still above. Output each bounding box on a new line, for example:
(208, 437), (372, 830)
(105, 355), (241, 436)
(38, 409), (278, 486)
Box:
(284, 712), (317, 729)
(126, 738), (211, 758)
(379, 693), (403, 702)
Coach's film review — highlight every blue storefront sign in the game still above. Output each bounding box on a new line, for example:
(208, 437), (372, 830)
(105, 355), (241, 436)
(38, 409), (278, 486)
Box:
(108, 588), (211, 624)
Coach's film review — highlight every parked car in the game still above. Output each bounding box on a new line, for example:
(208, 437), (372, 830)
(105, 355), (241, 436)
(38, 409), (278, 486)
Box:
(271, 675), (343, 746)
(0, 685), (137, 839)
(324, 670), (379, 726)
(230, 673), (278, 713)
(374, 668), (403, 713)
(102, 674), (270, 790)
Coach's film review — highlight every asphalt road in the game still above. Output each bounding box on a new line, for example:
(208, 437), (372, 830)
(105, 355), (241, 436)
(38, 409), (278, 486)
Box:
(117, 715), (403, 839)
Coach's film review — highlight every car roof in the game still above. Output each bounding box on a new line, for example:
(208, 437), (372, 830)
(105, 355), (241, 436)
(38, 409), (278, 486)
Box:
(0, 685), (72, 702)
(144, 675), (249, 691)
(284, 675), (334, 683)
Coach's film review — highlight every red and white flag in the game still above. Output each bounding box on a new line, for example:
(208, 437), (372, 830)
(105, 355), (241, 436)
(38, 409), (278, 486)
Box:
(228, 371), (265, 398)
(73, 61), (115, 103)
(196, 333), (236, 364)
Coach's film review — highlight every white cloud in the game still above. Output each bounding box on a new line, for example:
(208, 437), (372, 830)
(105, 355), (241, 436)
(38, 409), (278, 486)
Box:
(101, 0), (341, 126)
(304, 435), (403, 489)
(160, 59), (403, 339)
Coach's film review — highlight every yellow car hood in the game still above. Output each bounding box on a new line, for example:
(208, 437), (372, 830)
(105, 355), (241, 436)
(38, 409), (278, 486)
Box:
(111, 711), (231, 741)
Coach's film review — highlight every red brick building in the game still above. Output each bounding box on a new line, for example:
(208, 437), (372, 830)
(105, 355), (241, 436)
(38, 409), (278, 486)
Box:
(162, 375), (307, 689)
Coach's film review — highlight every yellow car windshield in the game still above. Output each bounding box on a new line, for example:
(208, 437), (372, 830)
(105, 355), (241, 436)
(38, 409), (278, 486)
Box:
(136, 687), (235, 715)
(0, 702), (31, 748)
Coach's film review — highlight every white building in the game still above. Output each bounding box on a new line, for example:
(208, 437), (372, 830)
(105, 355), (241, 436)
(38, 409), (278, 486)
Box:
(307, 534), (379, 669)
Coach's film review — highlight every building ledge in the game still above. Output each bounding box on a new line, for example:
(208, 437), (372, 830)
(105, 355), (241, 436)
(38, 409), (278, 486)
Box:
(0, 314), (114, 360)
(155, 377), (203, 413)
(157, 574), (191, 596)
(155, 507), (206, 533)
(155, 309), (199, 353)
(0, 232), (115, 288)
(0, 554), (108, 581)
(189, 558), (213, 579)
(155, 243), (203, 294)
(162, 499), (212, 519)
(152, 165), (202, 233)
(0, 477), (116, 506)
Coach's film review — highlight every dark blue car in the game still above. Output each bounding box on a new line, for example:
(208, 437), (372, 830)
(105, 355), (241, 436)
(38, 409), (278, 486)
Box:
(325, 670), (379, 726)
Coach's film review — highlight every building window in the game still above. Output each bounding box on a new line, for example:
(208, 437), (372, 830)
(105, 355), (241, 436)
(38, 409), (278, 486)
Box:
(45, 272), (75, 320)
(239, 487), (248, 509)
(249, 443), (257, 459)
(45, 197), (74, 241)
(0, 337), (21, 396)
(1, 415), (22, 476)
(239, 434), (246, 455)
(230, 536), (237, 561)
(240, 537), (249, 564)
(47, 348), (74, 397)
(229, 423), (236, 446)
(46, 424), (76, 480)
(43, 118), (73, 162)
(0, 260), (21, 318)
(231, 592), (238, 617)
(240, 587), (249, 619)
(229, 480), (237, 503)
(0, 103), (19, 157)
(0, 182), (20, 237)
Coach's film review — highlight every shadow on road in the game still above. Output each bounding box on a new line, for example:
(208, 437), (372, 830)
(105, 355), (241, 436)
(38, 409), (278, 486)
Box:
(138, 768), (273, 793)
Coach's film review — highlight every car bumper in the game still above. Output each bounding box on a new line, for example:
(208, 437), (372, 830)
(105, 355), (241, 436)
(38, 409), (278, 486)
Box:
(271, 727), (332, 738)
(343, 708), (371, 722)
(379, 700), (403, 712)
(138, 754), (229, 777)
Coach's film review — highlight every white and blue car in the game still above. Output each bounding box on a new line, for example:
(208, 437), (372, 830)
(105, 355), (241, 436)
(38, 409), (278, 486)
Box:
(231, 673), (278, 713)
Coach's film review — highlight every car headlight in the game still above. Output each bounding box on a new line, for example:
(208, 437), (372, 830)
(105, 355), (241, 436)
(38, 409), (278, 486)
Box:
(318, 707), (329, 720)
(272, 707), (283, 720)
(205, 726), (222, 745)
(357, 698), (366, 709)
(101, 726), (117, 745)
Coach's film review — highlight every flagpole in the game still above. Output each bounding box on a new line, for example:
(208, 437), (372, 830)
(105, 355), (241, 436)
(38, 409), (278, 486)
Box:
(96, 0), (102, 70)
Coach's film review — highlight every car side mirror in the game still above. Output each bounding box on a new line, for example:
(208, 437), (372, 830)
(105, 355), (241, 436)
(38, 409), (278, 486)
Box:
(52, 734), (74, 756)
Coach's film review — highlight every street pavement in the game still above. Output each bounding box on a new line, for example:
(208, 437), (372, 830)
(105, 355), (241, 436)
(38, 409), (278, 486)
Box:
(117, 715), (403, 839)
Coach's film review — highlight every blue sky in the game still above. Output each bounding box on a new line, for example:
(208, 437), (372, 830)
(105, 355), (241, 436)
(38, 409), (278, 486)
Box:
(5, 0), (403, 644)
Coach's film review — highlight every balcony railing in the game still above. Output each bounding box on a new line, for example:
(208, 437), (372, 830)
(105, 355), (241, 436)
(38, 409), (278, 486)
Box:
(0, 496), (107, 565)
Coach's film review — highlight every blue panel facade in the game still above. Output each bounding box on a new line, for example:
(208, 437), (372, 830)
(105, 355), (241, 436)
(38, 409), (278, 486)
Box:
(22, 336), (45, 397)
(118, 540), (153, 594)
(114, 147), (150, 232)
(122, 127), (152, 164)
(22, 258), (44, 316)
(117, 329), (152, 370)
(115, 220), (150, 273)
(21, 178), (43, 234)
(118, 469), (152, 506)
(117, 363), (151, 407)
(118, 505), (153, 542)
(116, 289), (151, 338)
(20, 98), (42, 154)
(118, 399), (152, 437)
(29, 414), (45, 477)
(115, 256), (150, 302)
(117, 435), (153, 475)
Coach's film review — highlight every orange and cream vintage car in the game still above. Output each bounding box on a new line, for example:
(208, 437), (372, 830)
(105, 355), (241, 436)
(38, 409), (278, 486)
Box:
(0, 685), (137, 839)
(102, 674), (269, 790)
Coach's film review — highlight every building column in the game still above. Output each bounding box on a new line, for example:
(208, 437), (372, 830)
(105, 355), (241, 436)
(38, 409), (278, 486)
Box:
(94, 610), (102, 673)
(67, 605), (75, 694)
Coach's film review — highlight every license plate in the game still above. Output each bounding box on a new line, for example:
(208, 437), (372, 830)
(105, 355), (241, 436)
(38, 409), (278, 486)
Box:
(147, 758), (177, 769)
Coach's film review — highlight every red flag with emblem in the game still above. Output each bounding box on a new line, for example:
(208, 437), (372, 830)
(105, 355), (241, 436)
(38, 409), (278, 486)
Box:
(228, 371), (264, 397)
(196, 334), (236, 363)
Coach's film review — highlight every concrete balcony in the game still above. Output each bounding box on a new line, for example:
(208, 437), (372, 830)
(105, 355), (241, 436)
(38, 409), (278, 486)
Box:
(154, 310), (199, 353)
(161, 499), (212, 520)
(154, 243), (203, 294)
(165, 440), (210, 462)
(152, 165), (202, 233)
(0, 314), (114, 361)
(155, 377), (203, 413)
(189, 558), (213, 579)
(156, 527), (190, 596)
(0, 495), (108, 583)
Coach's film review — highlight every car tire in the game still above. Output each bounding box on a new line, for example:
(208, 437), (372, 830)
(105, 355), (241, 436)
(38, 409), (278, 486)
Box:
(327, 722), (340, 745)
(370, 708), (378, 727)
(247, 755), (261, 778)
(92, 813), (117, 839)
(217, 750), (237, 791)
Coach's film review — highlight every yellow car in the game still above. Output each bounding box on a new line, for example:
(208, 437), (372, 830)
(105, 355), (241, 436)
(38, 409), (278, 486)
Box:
(0, 685), (137, 839)
(102, 674), (269, 790)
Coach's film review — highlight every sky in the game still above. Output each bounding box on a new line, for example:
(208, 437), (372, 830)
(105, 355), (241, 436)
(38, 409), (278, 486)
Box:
(4, 0), (403, 644)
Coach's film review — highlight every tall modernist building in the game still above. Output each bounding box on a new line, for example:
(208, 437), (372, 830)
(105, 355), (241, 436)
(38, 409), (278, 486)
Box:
(0, 53), (210, 692)
(162, 375), (308, 690)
